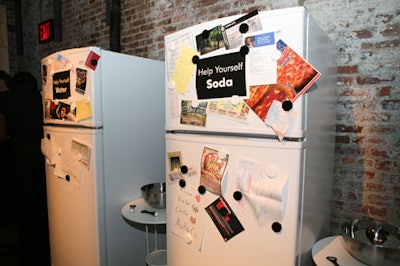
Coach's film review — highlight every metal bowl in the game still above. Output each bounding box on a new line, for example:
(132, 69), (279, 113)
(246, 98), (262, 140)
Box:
(341, 219), (400, 266)
(141, 182), (166, 209)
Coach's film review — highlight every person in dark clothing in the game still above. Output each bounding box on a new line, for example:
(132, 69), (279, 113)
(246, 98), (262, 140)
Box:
(0, 70), (13, 224)
(0, 72), (50, 266)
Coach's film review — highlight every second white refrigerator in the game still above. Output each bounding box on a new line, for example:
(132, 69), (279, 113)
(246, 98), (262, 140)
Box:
(41, 47), (165, 266)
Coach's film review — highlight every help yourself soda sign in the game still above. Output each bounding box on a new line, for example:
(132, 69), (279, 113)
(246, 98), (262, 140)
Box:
(195, 52), (246, 100)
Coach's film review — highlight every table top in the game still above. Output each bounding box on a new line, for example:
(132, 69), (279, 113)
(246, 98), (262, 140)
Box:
(312, 235), (367, 266)
(121, 197), (166, 225)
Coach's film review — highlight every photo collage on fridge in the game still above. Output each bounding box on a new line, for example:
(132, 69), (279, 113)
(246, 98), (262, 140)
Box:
(42, 50), (100, 123)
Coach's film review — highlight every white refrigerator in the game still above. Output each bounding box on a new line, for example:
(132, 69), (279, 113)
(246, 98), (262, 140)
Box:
(40, 47), (165, 266)
(164, 6), (336, 266)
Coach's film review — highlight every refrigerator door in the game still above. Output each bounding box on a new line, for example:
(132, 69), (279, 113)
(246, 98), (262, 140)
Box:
(43, 126), (106, 266)
(165, 133), (305, 266)
(165, 7), (310, 138)
(42, 47), (103, 128)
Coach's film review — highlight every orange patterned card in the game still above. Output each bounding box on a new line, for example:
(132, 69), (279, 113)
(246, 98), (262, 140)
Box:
(276, 39), (320, 102)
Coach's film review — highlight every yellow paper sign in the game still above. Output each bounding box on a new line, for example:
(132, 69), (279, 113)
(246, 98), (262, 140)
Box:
(172, 45), (199, 94)
(75, 99), (92, 122)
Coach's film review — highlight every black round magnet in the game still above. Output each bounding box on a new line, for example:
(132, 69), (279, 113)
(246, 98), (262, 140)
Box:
(201, 29), (210, 39)
(239, 23), (249, 33)
(179, 179), (186, 188)
(181, 165), (188, 174)
(239, 45), (249, 56)
(233, 191), (242, 201)
(91, 59), (98, 66)
(192, 55), (199, 64)
(282, 100), (293, 111)
(271, 222), (282, 233)
(219, 207), (228, 216)
(198, 185), (206, 194)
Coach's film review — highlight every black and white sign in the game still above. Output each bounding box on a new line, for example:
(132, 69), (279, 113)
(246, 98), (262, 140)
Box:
(53, 70), (71, 99)
(196, 52), (246, 100)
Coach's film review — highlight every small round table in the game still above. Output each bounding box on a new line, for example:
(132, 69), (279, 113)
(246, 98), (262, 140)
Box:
(121, 197), (167, 266)
(312, 235), (367, 266)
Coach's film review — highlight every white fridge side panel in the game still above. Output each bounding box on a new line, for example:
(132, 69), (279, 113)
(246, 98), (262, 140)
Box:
(165, 133), (305, 266)
(100, 51), (166, 265)
(42, 47), (103, 128)
(43, 126), (105, 266)
(299, 14), (337, 266)
(165, 7), (308, 138)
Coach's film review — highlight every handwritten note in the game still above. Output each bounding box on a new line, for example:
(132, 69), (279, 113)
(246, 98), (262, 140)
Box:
(237, 158), (288, 223)
(171, 45), (199, 94)
(170, 183), (206, 251)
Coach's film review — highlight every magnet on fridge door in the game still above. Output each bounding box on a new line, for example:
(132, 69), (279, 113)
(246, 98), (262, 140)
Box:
(230, 95), (240, 105)
(184, 233), (193, 244)
(180, 165), (188, 174)
(201, 29), (210, 39)
(179, 179), (186, 188)
(239, 23), (249, 34)
(233, 191), (242, 201)
(239, 45), (249, 55)
(198, 185), (206, 195)
(271, 49), (282, 61)
(168, 80), (175, 90)
(85, 50), (100, 70)
(266, 165), (278, 178)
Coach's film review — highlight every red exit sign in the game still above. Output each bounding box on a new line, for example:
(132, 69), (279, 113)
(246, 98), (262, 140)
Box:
(39, 19), (54, 43)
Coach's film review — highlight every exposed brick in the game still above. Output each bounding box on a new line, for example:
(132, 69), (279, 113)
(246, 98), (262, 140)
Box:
(369, 148), (389, 158)
(338, 65), (358, 74)
(337, 77), (354, 86)
(354, 29), (373, 39)
(377, 86), (392, 97)
(362, 204), (387, 217)
(367, 194), (390, 205)
(335, 135), (350, 143)
(381, 24), (400, 37)
(375, 160), (395, 171)
(347, 191), (358, 200)
(362, 39), (400, 49)
(382, 99), (400, 110)
(336, 124), (362, 133)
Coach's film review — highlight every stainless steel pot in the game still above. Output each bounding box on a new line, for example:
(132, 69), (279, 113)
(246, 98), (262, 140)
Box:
(141, 182), (166, 209)
(341, 219), (400, 266)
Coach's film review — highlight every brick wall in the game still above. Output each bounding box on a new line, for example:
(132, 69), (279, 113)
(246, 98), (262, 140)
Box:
(2, 0), (399, 235)
(306, 0), (400, 233)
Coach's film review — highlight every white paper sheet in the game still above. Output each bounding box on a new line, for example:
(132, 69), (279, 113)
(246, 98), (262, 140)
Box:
(237, 158), (288, 223)
(170, 183), (207, 252)
(265, 99), (298, 141)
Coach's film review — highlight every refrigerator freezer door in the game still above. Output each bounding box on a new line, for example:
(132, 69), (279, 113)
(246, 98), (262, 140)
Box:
(43, 126), (105, 266)
(165, 7), (309, 138)
(165, 133), (305, 266)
